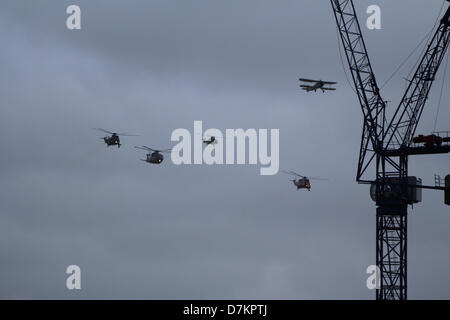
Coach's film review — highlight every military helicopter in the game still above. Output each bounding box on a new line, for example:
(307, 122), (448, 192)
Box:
(94, 128), (138, 148)
(135, 146), (172, 164)
(194, 132), (221, 145)
(202, 135), (219, 145)
(282, 171), (328, 191)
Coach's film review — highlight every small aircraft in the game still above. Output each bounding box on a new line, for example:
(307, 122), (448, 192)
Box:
(202, 135), (219, 145)
(299, 78), (337, 93)
(282, 171), (328, 191)
(94, 128), (138, 148)
(195, 133), (221, 145)
(135, 146), (172, 164)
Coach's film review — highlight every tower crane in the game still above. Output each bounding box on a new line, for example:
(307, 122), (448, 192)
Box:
(331, 0), (450, 299)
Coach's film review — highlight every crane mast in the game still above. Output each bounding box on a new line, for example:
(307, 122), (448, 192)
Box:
(331, 0), (450, 300)
(331, 0), (386, 183)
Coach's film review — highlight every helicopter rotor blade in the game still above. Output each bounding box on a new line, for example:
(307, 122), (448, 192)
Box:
(116, 133), (139, 137)
(135, 146), (171, 153)
(290, 171), (305, 178)
(142, 145), (156, 151)
(93, 128), (114, 135)
(135, 146), (153, 152)
(308, 177), (329, 181)
(281, 170), (304, 178)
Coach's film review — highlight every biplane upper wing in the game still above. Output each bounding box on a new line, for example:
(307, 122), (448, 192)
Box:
(299, 78), (319, 83)
(321, 81), (337, 85)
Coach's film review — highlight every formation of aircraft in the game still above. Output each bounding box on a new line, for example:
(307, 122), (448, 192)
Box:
(94, 75), (335, 188)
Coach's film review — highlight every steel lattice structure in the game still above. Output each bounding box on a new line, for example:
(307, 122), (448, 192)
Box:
(331, 0), (450, 299)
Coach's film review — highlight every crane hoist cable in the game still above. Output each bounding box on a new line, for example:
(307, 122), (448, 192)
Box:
(381, 1), (447, 90)
(405, 1), (446, 82)
(434, 50), (450, 132)
(381, 31), (432, 90)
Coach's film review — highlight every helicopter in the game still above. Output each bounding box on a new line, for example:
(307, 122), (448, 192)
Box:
(282, 171), (328, 191)
(194, 132), (221, 146)
(135, 146), (172, 164)
(94, 128), (138, 148)
(202, 135), (219, 145)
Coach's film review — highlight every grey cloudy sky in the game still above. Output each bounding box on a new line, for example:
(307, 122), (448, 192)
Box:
(0, 0), (449, 299)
